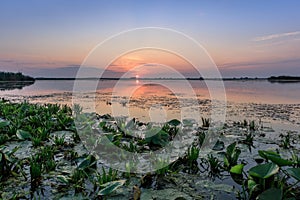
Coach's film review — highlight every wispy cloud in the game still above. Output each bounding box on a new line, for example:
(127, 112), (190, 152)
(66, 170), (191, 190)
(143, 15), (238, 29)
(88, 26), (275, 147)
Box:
(219, 58), (300, 69)
(253, 31), (300, 42)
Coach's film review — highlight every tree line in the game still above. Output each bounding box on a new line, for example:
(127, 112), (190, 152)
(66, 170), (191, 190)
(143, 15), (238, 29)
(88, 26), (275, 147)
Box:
(0, 72), (35, 82)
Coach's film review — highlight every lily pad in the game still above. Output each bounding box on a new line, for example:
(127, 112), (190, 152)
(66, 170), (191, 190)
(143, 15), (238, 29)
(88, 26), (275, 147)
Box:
(257, 188), (282, 200)
(98, 179), (126, 196)
(0, 120), (10, 128)
(77, 154), (96, 170)
(286, 168), (300, 181)
(16, 130), (32, 140)
(168, 119), (181, 127)
(258, 150), (293, 166)
(145, 128), (169, 147)
(249, 163), (279, 179)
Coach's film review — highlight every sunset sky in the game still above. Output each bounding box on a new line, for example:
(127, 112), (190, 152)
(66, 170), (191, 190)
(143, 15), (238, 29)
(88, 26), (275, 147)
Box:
(0, 0), (300, 78)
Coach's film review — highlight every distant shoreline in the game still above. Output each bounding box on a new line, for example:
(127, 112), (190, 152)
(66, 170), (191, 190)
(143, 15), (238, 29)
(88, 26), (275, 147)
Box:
(267, 76), (300, 83)
(35, 77), (268, 81)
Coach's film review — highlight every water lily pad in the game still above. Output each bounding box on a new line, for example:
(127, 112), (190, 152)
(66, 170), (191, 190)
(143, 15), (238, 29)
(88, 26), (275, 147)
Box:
(286, 168), (300, 181)
(168, 119), (181, 127)
(257, 188), (282, 200)
(145, 128), (169, 147)
(77, 154), (96, 169)
(0, 120), (10, 128)
(258, 150), (293, 166)
(249, 163), (279, 179)
(16, 130), (32, 140)
(98, 180), (126, 196)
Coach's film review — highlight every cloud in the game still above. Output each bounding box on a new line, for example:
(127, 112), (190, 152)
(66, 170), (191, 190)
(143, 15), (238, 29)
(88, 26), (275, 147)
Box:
(253, 31), (300, 42)
(219, 58), (300, 69)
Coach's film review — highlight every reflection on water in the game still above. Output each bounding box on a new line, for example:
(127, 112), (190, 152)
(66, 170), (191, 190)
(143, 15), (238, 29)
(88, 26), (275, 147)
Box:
(0, 80), (299, 128)
(0, 81), (34, 91)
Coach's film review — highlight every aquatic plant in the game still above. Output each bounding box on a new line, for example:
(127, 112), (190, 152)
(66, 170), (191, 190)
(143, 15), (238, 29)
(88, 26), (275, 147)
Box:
(0, 134), (9, 145)
(223, 142), (241, 170)
(122, 141), (139, 153)
(145, 127), (169, 148)
(155, 158), (171, 176)
(249, 120), (255, 131)
(70, 168), (87, 192)
(240, 132), (254, 146)
(0, 146), (23, 181)
(290, 151), (300, 168)
(198, 130), (206, 147)
(97, 179), (126, 197)
(164, 119), (181, 138)
(31, 136), (42, 147)
(29, 155), (42, 182)
(73, 104), (83, 117)
(236, 150), (300, 199)
(201, 117), (210, 128)
(207, 154), (223, 175)
(279, 132), (292, 149)
(186, 145), (200, 173)
(52, 134), (65, 146)
(35, 127), (50, 141)
(95, 167), (118, 186)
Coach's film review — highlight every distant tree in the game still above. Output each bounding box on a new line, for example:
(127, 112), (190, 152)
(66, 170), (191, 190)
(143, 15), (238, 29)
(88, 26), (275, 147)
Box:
(0, 71), (35, 81)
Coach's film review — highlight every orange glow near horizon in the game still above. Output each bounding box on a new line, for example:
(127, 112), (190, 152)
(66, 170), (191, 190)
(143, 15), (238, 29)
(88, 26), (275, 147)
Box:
(107, 49), (198, 77)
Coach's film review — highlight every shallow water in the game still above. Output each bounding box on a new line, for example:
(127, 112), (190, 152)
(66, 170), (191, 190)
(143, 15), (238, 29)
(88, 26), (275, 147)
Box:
(0, 80), (299, 127)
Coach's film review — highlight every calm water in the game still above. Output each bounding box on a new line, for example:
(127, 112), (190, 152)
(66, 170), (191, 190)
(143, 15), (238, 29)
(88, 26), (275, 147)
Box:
(0, 80), (299, 126)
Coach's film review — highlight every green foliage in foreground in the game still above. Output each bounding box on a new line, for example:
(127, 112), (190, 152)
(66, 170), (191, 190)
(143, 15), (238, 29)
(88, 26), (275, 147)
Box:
(0, 100), (299, 199)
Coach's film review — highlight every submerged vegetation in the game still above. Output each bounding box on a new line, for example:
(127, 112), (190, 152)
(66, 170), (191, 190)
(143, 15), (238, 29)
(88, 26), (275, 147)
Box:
(0, 99), (299, 199)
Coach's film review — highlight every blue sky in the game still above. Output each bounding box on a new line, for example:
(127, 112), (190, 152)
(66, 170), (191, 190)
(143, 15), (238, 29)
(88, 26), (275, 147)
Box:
(0, 0), (300, 77)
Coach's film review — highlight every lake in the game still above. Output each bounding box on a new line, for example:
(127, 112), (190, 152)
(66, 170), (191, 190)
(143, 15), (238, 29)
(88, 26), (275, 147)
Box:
(0, 79), (299, 130)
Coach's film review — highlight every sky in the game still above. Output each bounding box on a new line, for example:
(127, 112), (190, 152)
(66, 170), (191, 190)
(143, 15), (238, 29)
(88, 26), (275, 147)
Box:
(0, 0), (300, 78)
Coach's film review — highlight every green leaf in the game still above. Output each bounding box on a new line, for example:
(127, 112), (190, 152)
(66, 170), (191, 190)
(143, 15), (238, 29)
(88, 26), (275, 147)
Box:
(257, 188), (282, 200)
(230, 164), (244, 175)
(258, 150), (280, 160)
(98, 180), (126, 196)
(227, 142), (237, 155)
(78, 155), (96, 169)
(286, 168), (300, 181)
(247, 179), (257, 191)
(16, 130), (32, 140)
(145, 129), (169, 147)
(247, 179), (259, 198)
(249, 163), (279, 179)
(0, 120), (10, 128)
(57, 175), (69, 184)
(167, 119), (181, 127)
(258, 150), (293, 166)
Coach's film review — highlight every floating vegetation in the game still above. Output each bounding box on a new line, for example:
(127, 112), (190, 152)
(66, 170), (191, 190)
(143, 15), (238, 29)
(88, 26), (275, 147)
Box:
(0, 99), (299, 199)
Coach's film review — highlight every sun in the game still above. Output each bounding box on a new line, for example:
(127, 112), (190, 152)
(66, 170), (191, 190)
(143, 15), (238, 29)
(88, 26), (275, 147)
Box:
(135, 74), (139, 79)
